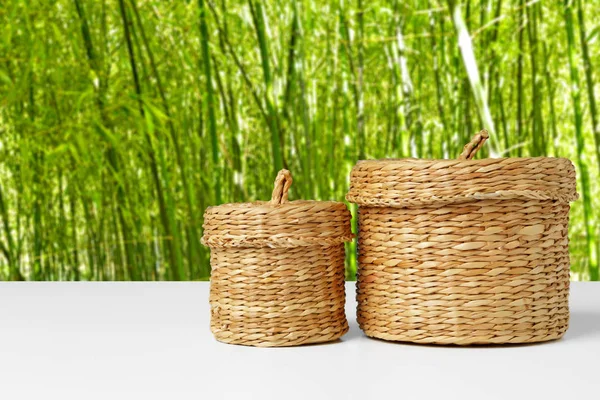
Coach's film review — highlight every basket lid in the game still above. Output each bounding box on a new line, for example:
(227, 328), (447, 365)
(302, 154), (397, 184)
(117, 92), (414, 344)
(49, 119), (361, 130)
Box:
(346, 130), (579, 207)
(202, 170), (353, 248)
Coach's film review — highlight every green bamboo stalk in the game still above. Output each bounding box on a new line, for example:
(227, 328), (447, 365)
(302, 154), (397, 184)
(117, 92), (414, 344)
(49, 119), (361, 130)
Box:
(429, 2), (448, 138)
(98, 177), (109, 280)
(57, 171), (66, 279)
(447, 0), (498, 155)
(198, 0), (221, 207)
(30, 86), (43, 280)
(576, 0), (600, 173)
(439, 11), (451, 157)
(564, 0), (597, 280)
(527, 1), (545, 155)
(69, 180), (80, 280)
(279, 1), (310, 197)
(394, 3), (417, 156)
(326, 5), (341, 195)
(0, 183), (20, 279)
(337, 0), (358, 278)
(154, 124), (185, 280)
(296, 1), (315, 198)
(48, 76), (70, 279)
(495, 80), (510, 155)
(486, 0), (502, 108)
(338, 0), (362, 162)
(110, 202), (125, 280)
(463, 74), (473, 151)
(384, 46), (397, 156)
(280, 1), (309, 194)
(208, 2), (269, 124)
(356, 0), (365, 160)
(212, 53), (242, 201)
(282, 4), (298, 120)
(516, 0), (525, 156)
(543, 42), (559, 156)
(249, 0), (284, 176)
(218, 0), (243, 204)
(81, 198), (96, 279)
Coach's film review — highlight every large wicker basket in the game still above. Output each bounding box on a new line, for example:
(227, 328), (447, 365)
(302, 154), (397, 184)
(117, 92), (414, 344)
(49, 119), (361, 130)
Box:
(202, 169), (353, 347)
(346, 131), (579, 345)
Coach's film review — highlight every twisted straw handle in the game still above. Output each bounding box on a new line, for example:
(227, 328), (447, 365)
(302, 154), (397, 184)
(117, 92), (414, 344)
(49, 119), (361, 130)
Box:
(270, 169), (293, 205)
(458, 129), (489, 160)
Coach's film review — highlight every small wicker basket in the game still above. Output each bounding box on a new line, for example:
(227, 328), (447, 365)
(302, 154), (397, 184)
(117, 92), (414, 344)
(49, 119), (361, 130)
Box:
(202, 169), (353, 347)
(346, 130), (579, 345)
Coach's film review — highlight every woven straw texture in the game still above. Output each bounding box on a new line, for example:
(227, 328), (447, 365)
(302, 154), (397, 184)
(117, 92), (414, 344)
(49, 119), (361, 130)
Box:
(347, 131), (579, 345)
(203, 170), (352, 347)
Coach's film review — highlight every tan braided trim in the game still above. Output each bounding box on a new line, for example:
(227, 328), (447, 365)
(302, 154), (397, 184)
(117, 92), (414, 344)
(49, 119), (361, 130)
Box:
(346, 156), (578, 207)
(203, 170), (353, 248)
(203, 234), (355, 248)
(348, 189), (578, 207)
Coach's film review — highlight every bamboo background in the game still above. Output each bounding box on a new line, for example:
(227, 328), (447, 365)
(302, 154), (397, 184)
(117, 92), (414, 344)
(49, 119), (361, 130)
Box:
(0, 0), (598, 281)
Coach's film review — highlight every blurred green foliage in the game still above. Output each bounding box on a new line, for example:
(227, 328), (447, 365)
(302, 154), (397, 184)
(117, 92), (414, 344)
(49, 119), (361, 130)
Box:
(0, 0), (598, 280)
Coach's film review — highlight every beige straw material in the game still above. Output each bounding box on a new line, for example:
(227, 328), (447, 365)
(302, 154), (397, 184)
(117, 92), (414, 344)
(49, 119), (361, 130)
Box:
(202, 169), (352, 347)
(347, 130), (579, 345)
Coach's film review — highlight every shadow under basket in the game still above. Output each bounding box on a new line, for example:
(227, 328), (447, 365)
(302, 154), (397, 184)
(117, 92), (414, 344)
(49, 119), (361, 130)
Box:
(346, 131), (579, 345)
(202, 170), (353, 347)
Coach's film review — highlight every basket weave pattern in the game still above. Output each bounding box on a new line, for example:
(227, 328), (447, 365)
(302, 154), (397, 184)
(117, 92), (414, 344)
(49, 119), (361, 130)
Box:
(203, 170), (352, 347)
(347, 132), (579, 345)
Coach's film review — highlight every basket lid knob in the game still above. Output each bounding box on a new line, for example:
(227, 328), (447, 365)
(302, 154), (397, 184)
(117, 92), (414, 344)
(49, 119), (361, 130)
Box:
(270, 169), (293, 205)
(459, 129), (489, 160)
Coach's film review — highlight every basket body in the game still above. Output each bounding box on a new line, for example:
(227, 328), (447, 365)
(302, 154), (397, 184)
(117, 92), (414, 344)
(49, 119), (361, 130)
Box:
(347, 157), (578, 345)
(203, 199), (352, 347)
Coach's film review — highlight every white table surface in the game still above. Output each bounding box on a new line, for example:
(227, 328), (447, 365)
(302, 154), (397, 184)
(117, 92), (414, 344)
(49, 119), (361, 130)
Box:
(0, 282), (598, 400)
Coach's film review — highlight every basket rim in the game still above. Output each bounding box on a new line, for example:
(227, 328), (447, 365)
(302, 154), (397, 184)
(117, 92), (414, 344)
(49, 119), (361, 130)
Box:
(347, 156), (579, 207)
(204, 199), (348, 214)
(354, 156), (573, 166)
(202, 200), (353, 248)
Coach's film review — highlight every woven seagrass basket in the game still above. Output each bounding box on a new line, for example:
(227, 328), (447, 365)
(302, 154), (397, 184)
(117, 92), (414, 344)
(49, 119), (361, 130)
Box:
(346, 130), (579, 345)
(202, 169), (353, 347)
